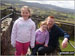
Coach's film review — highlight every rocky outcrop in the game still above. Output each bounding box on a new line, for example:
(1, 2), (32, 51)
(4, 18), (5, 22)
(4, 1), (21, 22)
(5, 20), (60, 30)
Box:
(1, 18), (13, 55)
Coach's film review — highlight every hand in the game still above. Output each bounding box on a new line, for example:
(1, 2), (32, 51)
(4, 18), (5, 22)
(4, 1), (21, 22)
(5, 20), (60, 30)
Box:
(44, 44), (48, 47)
(12, 44), (16, 48)
(11, 43), (16, 48)
(62, 38), (68, 48)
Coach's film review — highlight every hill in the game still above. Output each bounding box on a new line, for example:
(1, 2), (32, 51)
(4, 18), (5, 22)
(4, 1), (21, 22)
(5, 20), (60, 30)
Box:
(1, 0), (75, 14)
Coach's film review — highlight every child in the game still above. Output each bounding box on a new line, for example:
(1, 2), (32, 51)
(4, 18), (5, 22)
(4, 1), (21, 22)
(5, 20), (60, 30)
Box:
(11, 6), (36, 56)
(31, 21), (49, 55)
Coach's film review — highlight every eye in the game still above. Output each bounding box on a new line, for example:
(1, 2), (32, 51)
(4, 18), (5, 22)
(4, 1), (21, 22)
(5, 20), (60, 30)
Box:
(26, 12), (28, 14)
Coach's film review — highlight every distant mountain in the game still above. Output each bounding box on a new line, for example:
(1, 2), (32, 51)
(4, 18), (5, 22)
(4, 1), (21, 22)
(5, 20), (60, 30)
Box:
(1, 0), (75, 13)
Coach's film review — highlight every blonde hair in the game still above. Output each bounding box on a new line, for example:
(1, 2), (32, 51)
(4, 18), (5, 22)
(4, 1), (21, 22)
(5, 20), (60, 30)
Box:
(40, 21), (47, 27)
(21, 6), (30, 13)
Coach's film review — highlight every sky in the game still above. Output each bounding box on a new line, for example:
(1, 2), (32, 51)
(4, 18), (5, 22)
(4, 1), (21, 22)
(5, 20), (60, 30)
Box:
(21, 0), (74, 9)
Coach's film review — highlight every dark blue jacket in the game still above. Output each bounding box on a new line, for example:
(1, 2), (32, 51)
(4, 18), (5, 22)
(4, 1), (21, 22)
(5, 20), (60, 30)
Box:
(48, 24), (70, 48)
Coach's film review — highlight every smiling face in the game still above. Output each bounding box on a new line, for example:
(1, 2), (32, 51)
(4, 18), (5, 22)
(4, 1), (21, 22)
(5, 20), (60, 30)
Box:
(21, 6), (30, 20)
(46, 16), (55, 29)
(40, 21), (48, 31)
(41, 24), (47, 31)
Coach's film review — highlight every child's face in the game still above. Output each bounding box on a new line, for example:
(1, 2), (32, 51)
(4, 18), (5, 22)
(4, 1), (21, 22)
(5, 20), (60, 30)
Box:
(21, 8), (30, 19)
(41, 25), (47, 31)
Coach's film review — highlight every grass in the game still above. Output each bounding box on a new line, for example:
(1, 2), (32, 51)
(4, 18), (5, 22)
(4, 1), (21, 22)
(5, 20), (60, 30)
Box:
(59, 37), (74, 51)
(55, 19), (75, 24)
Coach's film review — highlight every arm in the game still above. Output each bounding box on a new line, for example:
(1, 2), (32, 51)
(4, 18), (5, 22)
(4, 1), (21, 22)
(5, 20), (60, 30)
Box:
(62, 32), (70, 48)
(30, 23), (36, 48)
(35, 30), (39, 38)
(56, 25), (70, 48)
(58, 27), (70, 39)
(11, 22), (17, 47)
(44, 31), (49, 47)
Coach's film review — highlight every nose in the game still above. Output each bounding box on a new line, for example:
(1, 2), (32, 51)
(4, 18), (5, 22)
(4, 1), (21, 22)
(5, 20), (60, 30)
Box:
(48, 22), (52, 24)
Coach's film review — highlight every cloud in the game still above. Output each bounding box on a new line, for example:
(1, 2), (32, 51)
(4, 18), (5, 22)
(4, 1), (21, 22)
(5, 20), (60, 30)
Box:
(49, 1), (74, 9)
(21, 0), (74, 9)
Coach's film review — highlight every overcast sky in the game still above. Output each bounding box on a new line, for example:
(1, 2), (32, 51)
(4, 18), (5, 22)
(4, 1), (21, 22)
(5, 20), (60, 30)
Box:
(21, 0), (74, 9)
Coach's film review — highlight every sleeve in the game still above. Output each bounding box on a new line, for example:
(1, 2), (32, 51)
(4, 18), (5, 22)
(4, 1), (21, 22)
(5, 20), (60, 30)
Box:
(11, 21), (17, 47)
(45, 31), (49, 45)
(35, 30), (39, 38)
(56, 25), (70, 40)
(30, 23), (36, 48)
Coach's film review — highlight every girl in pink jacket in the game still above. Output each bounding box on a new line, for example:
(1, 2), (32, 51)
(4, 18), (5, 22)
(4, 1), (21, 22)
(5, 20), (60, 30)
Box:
(11, 6), (36, 56)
